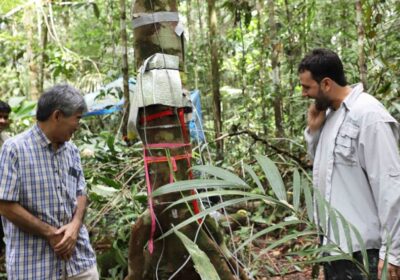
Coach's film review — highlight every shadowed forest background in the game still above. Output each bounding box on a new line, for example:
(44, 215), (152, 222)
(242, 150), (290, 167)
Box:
(0, 0), (399, 279)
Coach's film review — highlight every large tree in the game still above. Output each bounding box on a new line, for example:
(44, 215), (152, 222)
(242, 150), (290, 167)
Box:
(125, 1), (248, 279)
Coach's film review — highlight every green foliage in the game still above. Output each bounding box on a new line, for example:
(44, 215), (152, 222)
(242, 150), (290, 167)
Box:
(0, 0), (399, 278)
(174, 229), (221, 280)
(75, 118), (144, 278)
(153, 155), (382, 278)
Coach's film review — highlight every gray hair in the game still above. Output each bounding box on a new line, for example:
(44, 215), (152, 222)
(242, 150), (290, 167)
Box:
(36, 84), (88, 121)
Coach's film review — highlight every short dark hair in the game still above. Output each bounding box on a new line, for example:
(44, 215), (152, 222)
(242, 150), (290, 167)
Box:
(0, 101), (11, 114)
(298, 48), (347, 86)
(36, 84), (87, 121)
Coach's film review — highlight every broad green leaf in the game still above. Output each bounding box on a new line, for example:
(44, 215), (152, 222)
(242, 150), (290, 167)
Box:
(243, 164), (265, 194)
(393, 103), (400, 113)
(97, 176), (122, 189)
(163, 190), (279, 212)
(8, 96), (25, 108)
(337, 212), (353, 253)
(349, 223), (369, 275)
(302, 179), (314, 222)
(255, 155), (287, 201)
(329, 208), (340, 246)
(156, 196), (261, 241)
(13, 101), (36, 119)
(174, 230), (220, 280)
(289, 244), (342, 257)
(253, 231), (316, 262)
(315, 190), (326, 232)
(91, 184), (119, 197)
(192, 165), (248, 187)
(112, 242), (128, 266)
(296, 254), (353, 265)
(292, 169), (301, 211)
(106, 135), (116, 153)
(234, 219), (306, 254)
(152, 179), (249, 197)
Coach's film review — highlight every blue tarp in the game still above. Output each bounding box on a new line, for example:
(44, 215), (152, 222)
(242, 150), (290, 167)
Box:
(189, 90), (205, 142)
(83, 77), (135, 117)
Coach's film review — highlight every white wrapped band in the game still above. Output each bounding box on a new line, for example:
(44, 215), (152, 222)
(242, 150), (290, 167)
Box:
(132, 12), (179, 29)
(127, 53), (190, 138)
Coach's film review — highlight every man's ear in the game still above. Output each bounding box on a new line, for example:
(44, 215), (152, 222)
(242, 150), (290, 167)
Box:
(321, 78), (332, 92)
(52, 110), (62, 121)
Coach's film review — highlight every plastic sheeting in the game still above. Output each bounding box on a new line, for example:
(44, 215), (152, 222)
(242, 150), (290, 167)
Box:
(189, 90), (205, 142)
(83, 77), (135, 117)
(127, 53), (191, 138)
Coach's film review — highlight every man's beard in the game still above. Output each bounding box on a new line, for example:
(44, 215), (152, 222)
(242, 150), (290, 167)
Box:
(314, 88), (332, 111)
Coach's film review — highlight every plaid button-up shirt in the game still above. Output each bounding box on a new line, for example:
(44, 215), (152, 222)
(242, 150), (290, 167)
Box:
(0, 124), (96, 279)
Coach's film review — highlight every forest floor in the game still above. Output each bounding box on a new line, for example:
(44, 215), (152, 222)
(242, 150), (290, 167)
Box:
(0, 236), (324, 280)
(249, 235), (324, 280)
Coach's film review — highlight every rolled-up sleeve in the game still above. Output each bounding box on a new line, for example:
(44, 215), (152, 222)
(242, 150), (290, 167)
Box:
(72, 146), (86, 197)
(359, 120), (400, 265)
(0, 142), (20, 201)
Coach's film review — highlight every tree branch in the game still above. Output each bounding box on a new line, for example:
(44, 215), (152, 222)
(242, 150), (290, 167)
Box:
(216, 130), (309, 169)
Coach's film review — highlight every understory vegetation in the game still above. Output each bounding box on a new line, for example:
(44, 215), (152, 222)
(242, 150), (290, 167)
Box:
(1, 0), (400, 279)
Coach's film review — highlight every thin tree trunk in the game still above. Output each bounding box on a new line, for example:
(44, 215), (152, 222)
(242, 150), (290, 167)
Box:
(119, 0), (130, 137)
(267, 0), (284, 138)
(186, 0), (199, 89)
(39, 15), (48, 94)
(207, 0), (223, 161)
(256, 0), (268, 137)
(340, 0), (349, 50)
(355, 0), (367, 88)
(24, 3), (40, 99)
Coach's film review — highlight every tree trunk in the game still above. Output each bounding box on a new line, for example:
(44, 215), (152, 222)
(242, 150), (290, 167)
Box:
(256, 0), (268, 137)
(119, 0), (130, 137)
(186, 0), (199, 90)
(355, 0), (367, 89)
(207, 0), (223, 162)
(125, 1), (247, 279)
(267, 0), (284, 138)
(38, 15), (48, 94)
(23, 3), (40, 99)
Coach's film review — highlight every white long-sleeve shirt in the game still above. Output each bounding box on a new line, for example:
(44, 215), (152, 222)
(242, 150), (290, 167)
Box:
(305, 83), (400, 265)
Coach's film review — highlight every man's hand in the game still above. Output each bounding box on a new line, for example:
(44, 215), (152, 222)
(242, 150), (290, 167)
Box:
(48, 231), (63, 249)
(46, 228), (70, 260)
(307, 103), (326, 133)
(378, 259), (400, 279)
(53, 220), (81, 260)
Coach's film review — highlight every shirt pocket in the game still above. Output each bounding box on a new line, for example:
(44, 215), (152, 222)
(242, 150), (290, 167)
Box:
(62, 165), (80, 202)
(334, 123), (359, 166)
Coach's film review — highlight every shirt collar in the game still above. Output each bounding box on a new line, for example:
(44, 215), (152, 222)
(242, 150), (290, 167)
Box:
(325, 83), (363, 115)
(342, 83), (364, 111)
(32, 124), (67, 152)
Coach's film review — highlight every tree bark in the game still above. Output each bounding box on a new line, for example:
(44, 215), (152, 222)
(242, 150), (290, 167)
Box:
(207, 0), (223, 162)
(119, 0), (130, 137)
(38, 15), (48, 94)
(267, 0), (284, 138)
(355, 0), (367, 89)
(256, 0), (268, 137)
(23, 3), (40, 99)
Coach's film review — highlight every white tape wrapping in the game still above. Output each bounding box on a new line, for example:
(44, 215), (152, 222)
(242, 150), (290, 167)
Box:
(127, 53), (190, 138)
(132, 12), (179, 29)
(132, 12), (184, 36)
